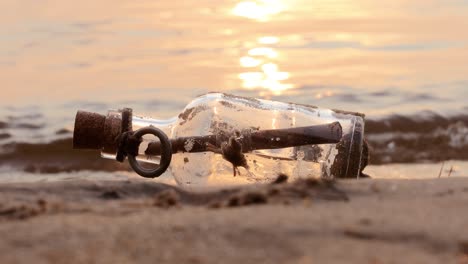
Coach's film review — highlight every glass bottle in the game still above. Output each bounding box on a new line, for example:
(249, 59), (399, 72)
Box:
(73, 93), (366, 187)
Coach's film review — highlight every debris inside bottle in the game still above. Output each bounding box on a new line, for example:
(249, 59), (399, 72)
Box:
(206, 135), (249, 177)
(144, 122), (342, 177)
(145, 122), (342, 155)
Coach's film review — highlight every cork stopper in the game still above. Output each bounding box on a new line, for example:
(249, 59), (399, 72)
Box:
(73, 111), (106, 149)
(73, 109), (128, 158)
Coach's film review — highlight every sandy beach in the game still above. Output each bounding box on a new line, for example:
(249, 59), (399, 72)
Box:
(0, 177), (467, 264)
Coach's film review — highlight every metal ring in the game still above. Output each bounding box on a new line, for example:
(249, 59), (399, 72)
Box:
(128, 126), (172, 178)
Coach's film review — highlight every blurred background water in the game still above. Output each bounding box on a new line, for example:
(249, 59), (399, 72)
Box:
(1, 0), (467, 180)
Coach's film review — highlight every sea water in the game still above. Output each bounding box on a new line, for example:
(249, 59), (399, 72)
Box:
(1, 0), (467, 182)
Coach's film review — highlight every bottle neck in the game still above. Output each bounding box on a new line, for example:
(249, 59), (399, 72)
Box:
(132, 115), (178, 138)
(100, 112), (178, 160)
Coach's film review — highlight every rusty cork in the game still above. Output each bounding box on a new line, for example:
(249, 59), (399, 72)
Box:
(73, 110), (122, 154)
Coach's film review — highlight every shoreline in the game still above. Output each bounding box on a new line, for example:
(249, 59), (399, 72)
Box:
(0, 177), (467, 263)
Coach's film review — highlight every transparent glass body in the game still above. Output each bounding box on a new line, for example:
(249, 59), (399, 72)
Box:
(103, 93), (365, 187)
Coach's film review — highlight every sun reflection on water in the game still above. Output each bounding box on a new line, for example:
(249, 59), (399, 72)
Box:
(232, 0), (286, 21)
(233, 1), (293, 95)
(258, 36), (280, 45)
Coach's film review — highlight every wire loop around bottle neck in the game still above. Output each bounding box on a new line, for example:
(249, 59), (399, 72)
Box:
(115, 108), (172, 178)
(127, 126), (173, 178)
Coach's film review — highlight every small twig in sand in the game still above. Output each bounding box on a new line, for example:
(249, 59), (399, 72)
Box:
(438, 162), (445, 178)
(447, 165), (454, 177)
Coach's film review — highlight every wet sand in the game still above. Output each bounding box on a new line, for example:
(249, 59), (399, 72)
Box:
(0, 177), (467, 264)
